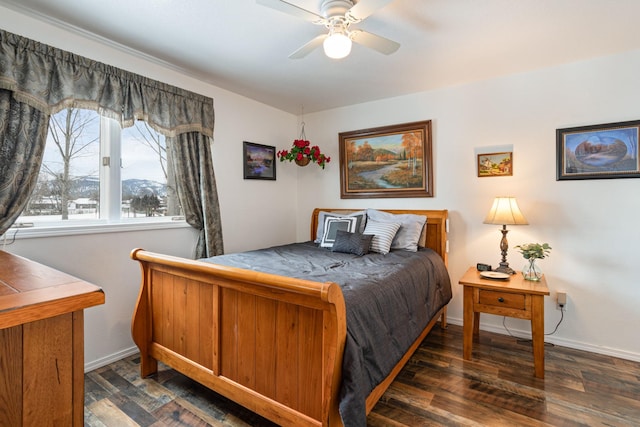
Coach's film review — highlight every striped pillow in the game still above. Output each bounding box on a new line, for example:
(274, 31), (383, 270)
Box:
(366, 209), (427, 252)
(363, 219), (401, 254)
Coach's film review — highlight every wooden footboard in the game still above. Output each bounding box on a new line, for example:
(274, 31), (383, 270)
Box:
(131, 249), (347, 426)
(131, 209), (449, 426)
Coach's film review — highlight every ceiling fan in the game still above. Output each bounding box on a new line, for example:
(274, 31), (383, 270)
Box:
(257, 0), (400, 59)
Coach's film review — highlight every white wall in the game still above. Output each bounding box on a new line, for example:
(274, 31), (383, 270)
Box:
(0, 7), (301, 368)
(6, 226), (199, 370)
(3, 6), (640, 367)
(299, 49), (640, 361)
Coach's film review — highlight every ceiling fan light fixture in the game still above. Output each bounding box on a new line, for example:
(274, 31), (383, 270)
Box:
(259, 0), (400, 59)
(323, 32), (352, 59)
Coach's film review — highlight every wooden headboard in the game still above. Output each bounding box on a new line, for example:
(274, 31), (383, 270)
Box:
(311, 208), (449, 267)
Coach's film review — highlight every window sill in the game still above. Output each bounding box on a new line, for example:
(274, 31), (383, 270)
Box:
(5, 219), (191, 240)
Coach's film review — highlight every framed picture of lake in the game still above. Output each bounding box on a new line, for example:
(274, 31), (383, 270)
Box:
(339, 120), (433, 198)
(243, 141), (276, 180)
(556, 120), (640, 180)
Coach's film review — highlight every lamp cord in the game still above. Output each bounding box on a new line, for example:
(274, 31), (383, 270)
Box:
(501, 307), (564, 346)
(1, 227), (19, 249)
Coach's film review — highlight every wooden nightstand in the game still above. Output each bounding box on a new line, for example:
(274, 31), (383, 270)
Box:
(458, 266), (550, 378)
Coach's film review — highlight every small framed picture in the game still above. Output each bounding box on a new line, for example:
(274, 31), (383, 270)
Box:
(243, 141), (276, 180)
(556, 120), (640, 180)
(477, 151), (513, 177)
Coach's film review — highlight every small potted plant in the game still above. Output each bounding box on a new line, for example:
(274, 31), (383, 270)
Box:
(514, 242), (551, 281)
(277, 139), (331, 169)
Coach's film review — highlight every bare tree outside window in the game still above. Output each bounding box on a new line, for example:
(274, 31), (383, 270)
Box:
(122, 121), (181, 217)
(48, 108), (100, 219)
(21, 108), (100, 221)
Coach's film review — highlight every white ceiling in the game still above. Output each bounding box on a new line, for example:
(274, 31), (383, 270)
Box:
(2, 0), (640, 114)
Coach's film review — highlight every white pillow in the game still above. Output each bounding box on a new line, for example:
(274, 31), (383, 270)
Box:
(363, 219), (401, 255)
(314, 211), (366, 243)
(366, 209), (427, 252)
(320, 216), (359, 248)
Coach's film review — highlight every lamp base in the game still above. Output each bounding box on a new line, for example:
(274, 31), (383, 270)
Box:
(494, 262), (516, 275)
(493, 225), (516, 274)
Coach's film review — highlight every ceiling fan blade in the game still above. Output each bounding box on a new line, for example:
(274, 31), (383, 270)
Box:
(256, 0), (324, 23)
(289, 34), (328, 59)
(347, 0), (395, 21)
(350, 30), (400, 55)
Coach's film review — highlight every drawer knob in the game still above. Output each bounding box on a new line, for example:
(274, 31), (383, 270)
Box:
(498, 297), (505, 303)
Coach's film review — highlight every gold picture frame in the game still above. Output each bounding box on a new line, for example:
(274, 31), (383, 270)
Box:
(477, 151), (513, 177)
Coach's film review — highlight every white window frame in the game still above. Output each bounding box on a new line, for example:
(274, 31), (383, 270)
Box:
(10, 116), (186, 240)
(100, 116), (122, 221)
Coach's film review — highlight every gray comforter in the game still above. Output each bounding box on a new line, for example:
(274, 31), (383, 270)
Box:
(202, 241), (452, 427)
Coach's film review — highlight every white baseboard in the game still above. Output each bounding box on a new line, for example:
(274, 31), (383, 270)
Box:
(84, 346), (139, 373)
(446, 317), (640, 363)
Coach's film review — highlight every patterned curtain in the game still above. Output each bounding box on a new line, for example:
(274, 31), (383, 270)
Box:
(0, 89), (49, 236)
(0, 29), (213, 138)
(169, 132), (224, 258)
(0, 29), (223, 255)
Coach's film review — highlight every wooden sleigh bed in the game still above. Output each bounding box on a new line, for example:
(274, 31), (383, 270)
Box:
(130, 208), (450, 426)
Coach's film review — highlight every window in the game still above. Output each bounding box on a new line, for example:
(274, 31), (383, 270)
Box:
(121, 120), (180, 219)
(17, 108), (182, 229)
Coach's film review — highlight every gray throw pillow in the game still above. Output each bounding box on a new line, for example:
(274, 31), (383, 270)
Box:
(331, 230), (374, 256)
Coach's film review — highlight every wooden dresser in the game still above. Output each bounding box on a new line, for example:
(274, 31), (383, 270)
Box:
(0, 250), (105, 426)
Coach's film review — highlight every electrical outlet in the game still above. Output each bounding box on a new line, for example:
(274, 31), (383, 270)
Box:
(557, 291), (567, 311)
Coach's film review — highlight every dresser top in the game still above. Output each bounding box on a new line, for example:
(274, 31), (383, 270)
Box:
(0, 250), (104, 328)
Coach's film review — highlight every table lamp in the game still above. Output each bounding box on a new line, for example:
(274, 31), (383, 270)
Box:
(483, 196), (528, 274)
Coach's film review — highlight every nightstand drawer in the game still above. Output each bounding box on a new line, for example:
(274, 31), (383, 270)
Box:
(478, 289), (525, 310)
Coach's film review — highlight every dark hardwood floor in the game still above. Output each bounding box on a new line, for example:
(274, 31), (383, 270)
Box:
(84, 324), (640, 426)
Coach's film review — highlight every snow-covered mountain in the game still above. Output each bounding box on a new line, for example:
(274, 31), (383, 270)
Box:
(69, 177), (166, 198)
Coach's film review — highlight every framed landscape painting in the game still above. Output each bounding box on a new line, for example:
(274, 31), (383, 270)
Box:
(556, 120), (640, 180)
(339, 120), (433, 198)
(243, 141), (276, 180)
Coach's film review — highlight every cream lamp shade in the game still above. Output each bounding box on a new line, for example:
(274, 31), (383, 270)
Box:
(484, 197), (528, 274)
(483, 197), (528, 225)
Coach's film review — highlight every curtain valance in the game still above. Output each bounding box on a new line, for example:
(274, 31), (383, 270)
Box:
(0, 29), (213, 138)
